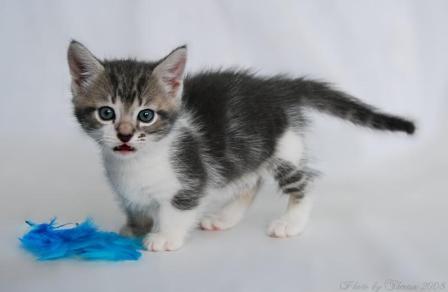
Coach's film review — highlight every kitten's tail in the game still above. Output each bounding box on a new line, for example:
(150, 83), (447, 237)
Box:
(295, 79), (415, 135)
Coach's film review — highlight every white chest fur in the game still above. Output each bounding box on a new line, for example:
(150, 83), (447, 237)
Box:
(102, 140), (181, 208)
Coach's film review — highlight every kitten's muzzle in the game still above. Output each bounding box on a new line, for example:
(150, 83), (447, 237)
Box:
(116, 122), (135, 143)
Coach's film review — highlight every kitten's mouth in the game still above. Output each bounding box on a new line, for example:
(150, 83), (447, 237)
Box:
(113, 144), (136, 154)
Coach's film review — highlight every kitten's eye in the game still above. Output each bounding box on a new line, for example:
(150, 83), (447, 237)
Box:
(138, 109), (155, 123)
(98, 106), (115, 121)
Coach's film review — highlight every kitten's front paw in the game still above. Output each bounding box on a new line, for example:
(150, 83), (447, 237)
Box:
(267, 218), (306, 238)
(143, 233), (184, 252)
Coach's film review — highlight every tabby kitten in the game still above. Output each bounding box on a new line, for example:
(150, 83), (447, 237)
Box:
(68, 40), (415, 252)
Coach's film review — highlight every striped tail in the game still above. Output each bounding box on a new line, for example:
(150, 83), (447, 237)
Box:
(295, 79), (415, 135)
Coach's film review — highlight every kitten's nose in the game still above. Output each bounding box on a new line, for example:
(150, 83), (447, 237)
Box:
(117, 133), (133, 143)
(117, 122), (134, 143)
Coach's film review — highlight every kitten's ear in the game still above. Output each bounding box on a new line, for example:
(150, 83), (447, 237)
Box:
(152, 45), (187, 99)
(67, 40), (104, 92)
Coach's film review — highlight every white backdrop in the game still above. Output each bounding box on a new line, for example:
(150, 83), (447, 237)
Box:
(0, 1), (447, 292)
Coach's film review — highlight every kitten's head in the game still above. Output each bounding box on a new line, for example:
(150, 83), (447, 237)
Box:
(67, 40), (187, 157)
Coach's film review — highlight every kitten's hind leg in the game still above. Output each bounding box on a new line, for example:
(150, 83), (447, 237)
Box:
(268, 161), (315, 238)
(200, 179), (261, 231)
(120, 207), (153, 237)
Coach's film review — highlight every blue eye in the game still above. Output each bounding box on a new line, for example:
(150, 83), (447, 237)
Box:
(98, 106), (115, 121)
(138, 109), (155, 123)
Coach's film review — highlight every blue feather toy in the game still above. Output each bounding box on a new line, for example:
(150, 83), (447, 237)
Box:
(20, 218), (144, 261)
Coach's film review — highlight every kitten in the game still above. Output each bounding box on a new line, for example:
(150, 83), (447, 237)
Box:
(68, 40), (415, 252)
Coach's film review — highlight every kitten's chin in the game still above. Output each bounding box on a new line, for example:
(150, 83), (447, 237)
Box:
(113, 150), (137, 157)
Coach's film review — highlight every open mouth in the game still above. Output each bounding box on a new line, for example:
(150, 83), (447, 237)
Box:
(113, 144), (136, 153)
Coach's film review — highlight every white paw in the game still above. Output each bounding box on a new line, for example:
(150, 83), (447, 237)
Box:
(267, 219), (306, 238)
(143, 233), (184, 252)
(199, 214), (240, 231)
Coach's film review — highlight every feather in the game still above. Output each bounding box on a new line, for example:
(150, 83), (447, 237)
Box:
(20, 218), (144, 261)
